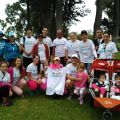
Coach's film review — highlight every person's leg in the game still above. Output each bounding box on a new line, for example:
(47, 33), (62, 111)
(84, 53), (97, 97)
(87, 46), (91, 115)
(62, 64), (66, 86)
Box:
(27, 80), (38, 91)
(84, 63), (91, 74)
(17, 79), (26, 90)
(39, 78), (47, 91)
(100, 87), (106, 97)
(11, 86), (23, 96)
(0, 85), (11, 106)
(79, 88), (85, 104)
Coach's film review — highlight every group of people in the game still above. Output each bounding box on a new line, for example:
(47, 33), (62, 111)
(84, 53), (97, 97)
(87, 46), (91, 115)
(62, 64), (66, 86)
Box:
(0, 27), (119, 106)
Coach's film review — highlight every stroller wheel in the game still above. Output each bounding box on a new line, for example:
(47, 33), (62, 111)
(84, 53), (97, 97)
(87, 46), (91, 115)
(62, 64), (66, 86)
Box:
(102, 110), (112, 120)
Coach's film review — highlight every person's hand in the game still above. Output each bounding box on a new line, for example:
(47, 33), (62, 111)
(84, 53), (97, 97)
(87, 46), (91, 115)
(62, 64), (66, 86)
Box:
(95, 88), (98, 92)
(37, 79), (42, 84)
(76, 78), (82, 81)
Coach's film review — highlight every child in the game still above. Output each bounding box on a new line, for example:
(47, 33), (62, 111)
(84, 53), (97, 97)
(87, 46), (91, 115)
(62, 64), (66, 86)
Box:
(8, 57), (26, 97)
(0, 61), (11, 106)
(92, 74), (107, 98)
(111, 74), (120, 95)
(46, 57), (66, 98)
(74, 63), (89, 104)
(50, 57), (63, 69)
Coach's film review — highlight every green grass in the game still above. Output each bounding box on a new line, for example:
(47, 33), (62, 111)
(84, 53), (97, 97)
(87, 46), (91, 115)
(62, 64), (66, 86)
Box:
(0, 92), (120, 120)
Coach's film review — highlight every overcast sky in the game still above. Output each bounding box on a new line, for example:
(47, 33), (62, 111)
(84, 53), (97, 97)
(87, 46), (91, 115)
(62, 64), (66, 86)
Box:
(0, 0), (100, 33)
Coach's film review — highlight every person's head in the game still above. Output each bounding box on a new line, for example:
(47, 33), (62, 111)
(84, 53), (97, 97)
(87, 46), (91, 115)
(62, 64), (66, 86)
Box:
(42, 27), (48, 37)
(26, 28), (32, 38)
(80, 30), (88, 42)
(38, 34), (43, 43)
(0, 61), (9, 73)
(99, 74), (106, 83)
(96, 29), (103, 39)
(69, 32), (77, 41)
(53, 57), (60, 64)
(56, 30), (63, 39)
(33, 55), (41, 74)
(8, 31), (15, 42)
(103, 33), (110, 43)
(71, 54), (79, 66)
(115, 74), (120, 85)
(77, 62), (85, 72)
(12, 57), (23, 73)
(0, 31), (5, 39)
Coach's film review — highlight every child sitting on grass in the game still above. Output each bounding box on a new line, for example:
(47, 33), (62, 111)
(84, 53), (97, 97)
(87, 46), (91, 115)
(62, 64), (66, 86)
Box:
(0, 61), (12, 106)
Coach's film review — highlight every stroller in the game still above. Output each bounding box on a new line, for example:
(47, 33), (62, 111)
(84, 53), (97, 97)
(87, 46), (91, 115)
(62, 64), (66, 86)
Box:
(89, 59), (120, 120)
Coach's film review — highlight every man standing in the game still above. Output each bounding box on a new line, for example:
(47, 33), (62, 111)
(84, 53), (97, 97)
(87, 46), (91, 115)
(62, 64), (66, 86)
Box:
(52, 30), (67, 66)
(42, 27), (53, 55)
(79, 30), (97, 73)
(20, 28), (37, 68)
(93, 29), (104, 51)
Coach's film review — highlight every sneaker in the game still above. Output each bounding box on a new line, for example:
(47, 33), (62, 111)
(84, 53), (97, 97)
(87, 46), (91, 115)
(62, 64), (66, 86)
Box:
(2, 101), (12, 106)
(67, 95), (72, 100)
(80, 97), (83, 105)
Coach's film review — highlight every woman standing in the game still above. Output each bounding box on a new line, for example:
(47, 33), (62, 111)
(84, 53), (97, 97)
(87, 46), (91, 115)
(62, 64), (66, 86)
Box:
(4, 31), (20, 66)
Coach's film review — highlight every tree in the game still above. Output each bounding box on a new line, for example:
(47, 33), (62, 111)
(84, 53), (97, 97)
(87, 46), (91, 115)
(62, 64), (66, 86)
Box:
(93, 0), (103, 39)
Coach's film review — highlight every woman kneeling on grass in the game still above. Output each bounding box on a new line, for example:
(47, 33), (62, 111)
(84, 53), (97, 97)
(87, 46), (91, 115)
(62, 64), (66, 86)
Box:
(8, 57), (26, 97)
(0, 61), (12, 106)
(27, 55), (46, 95)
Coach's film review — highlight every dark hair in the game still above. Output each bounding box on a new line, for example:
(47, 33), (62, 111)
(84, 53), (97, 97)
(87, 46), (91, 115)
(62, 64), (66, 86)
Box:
(81, 30), (88, 35)
(25, 27), (32, 32)
(33, 55), (41, 74)
(12, 57), (23, 74)
(99, 74), (106, 79)
(115, 73), (120, 79)
(0, 61), (9, 67)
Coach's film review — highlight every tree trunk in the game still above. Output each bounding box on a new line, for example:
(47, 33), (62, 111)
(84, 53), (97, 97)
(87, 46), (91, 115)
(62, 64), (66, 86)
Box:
(55, 0), (63, 30)
(93, 0), (103, 39)
(113, 0), (120, 43)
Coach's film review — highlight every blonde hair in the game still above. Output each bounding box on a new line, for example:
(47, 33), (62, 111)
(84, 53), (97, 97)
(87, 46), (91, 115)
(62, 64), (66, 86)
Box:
(77, 62), (85, 70)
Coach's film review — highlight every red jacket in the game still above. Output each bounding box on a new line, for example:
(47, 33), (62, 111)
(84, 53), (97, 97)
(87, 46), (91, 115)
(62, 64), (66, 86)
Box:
(32, 43), (50, 62)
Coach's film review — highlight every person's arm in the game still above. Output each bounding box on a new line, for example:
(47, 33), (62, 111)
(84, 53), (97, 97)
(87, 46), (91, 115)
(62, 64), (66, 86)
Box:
(91, 41), (97, 58)
(52, 46), (55, 58)
(66, 74), (80, 81)
(112, 42), (118, 59)
(27, 72), (36, 81)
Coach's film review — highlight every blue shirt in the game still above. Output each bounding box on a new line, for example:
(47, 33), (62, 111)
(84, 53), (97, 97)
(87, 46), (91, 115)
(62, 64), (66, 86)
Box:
(0, 39), (6, 57)
(4, 42), (20, 61)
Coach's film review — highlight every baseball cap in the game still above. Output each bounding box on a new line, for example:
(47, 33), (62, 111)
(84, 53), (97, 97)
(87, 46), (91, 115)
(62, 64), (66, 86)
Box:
(54, 57), (60, 61)
(0, 31), (5, 36)
(71, 54), (79, 59)
(8, 31), (14, 37)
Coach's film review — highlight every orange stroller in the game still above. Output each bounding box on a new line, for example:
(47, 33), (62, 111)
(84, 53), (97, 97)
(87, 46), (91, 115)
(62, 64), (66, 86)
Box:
(89, 59), (120, 120)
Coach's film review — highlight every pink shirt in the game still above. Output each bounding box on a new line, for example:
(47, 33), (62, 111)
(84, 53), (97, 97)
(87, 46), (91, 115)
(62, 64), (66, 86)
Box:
(75, 72), (88, 88)
(49, 63), (63, 69)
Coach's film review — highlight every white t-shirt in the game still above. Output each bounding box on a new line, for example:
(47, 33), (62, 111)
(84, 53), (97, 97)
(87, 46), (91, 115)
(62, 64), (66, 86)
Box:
(53, 37), (67, 57)
(66, 63), (77, 78)
(97, 42), (118, 59)
(13, 68), (21, 85)
(20, 36), (37, 58)
(65, 40), (80, 57)
(26, 63), (43, 80)
(79, 39), (97, 63)
(43, 36), (53, 48)
(46, 67), (66, 95)
(0, 71), (10, 83)
(38, 44), (46, 61)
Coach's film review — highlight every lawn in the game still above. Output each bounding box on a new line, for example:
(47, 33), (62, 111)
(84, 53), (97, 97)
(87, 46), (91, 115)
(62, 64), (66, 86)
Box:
(0, 92), (120, 120)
